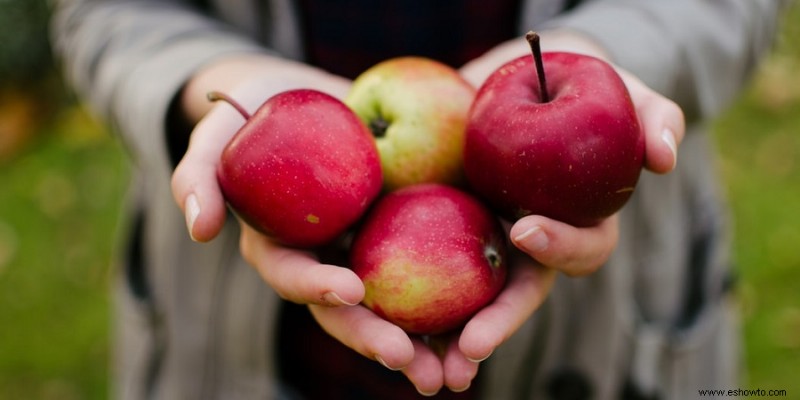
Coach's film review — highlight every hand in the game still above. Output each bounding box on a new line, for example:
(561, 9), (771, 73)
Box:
(309, 217), (613, 396)
(309, 246), (558, 396)
(170, 53), (367, 300)
(170, 54), (365, 306)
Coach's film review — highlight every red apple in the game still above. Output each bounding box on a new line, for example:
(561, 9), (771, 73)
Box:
(214, 89), (382, 248)
(345, 57), (476, 191)
(349, 183), (507, 335)
(464, 32), (645, 227)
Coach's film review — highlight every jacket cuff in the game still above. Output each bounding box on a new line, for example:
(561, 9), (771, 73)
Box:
(110, 36), (267, 174)
(541, 2), (681, 99)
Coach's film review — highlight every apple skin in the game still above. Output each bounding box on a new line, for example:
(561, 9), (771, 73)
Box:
(345, 57), (476, 191)
(217, 89), (382, 248)
(349, 183), (507, 335)
(464, 52), (645, 227)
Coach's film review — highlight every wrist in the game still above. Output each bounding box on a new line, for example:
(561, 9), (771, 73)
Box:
(537, 29), (612, 62)
(179, 54), (283, 124)
(179, 54), (350, 125)
(460, 29), (612, 89)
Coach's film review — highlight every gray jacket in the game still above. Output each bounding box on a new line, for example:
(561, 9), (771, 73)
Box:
(51, 0), (785, 399)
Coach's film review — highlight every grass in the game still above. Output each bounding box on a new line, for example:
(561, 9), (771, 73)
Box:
(711, 6), (800, 392)
(0, 4), (799, 398)
(0, 105), (130, 399)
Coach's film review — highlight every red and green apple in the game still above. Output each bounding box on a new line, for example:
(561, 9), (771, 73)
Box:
(345, 57), (476, 191)
(349, 183), (507, 335)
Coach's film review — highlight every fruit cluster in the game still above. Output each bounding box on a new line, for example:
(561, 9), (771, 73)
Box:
(214, 32), (644, 336)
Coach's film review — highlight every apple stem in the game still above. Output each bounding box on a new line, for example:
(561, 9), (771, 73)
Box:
(525, 31), (550, 103)
(207, 91), (252, 120)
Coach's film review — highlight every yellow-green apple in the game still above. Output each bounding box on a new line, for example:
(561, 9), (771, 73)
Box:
(214, 89), (382, 248)
(464, 32), (645, 227)
(349, 183), (507, 335)
(345, 57), (476, 191)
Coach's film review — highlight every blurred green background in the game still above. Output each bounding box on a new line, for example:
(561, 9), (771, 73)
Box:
(0, 1), (798, 399)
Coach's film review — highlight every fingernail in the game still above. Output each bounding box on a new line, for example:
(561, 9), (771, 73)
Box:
(661, 128), (678, 170)
(416, 387), (439, 397)
(375, 354), (402, 371)
(466, 350), (493, 363)
(513, 225), (548, 253)
(450, 382), (471, 393)
(322, 291), (358, 306)
(185, 193), (200, 241)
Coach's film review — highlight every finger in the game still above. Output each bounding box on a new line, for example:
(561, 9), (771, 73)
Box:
(509, 214), (618, 276)
(442, 336), (480, 393)
(308, 304), (415, 371)
(401, 339), (445, 397)
(458, 260), (557, 363)
(240, 223), (364, 306)
(619, 71), (685, 174)
(171, 102), (247, 242)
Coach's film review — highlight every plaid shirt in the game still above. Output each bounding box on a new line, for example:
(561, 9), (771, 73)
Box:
(298, 0), (522, 79)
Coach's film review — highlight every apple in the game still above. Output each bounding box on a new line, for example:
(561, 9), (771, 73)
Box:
(345, 57), (476, 191)
(214, 89), (382, 248)
(349, 183), (507, 335)
(464, 32), (645, 227)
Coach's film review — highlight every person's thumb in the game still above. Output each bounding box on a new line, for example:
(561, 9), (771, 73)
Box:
(171, 102), (247, 242)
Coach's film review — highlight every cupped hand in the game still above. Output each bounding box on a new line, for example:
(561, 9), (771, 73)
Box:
(309, 248), (557, 396)
(309, 215), (612, 396)
(170, 54), (365, 307)
(380, 28), (688, 395)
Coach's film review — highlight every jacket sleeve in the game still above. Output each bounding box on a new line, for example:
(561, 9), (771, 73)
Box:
(50, 0), (270, 167)
(538, 0), (788, 121)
